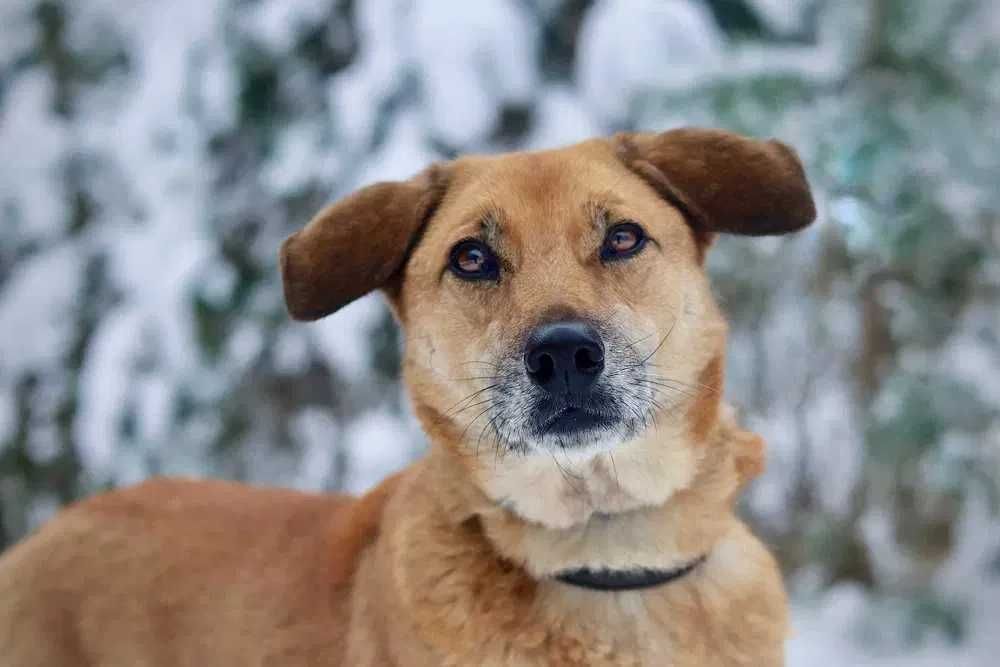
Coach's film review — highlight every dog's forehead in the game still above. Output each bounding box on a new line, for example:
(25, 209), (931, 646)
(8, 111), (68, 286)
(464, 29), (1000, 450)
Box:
(452, 139), (618, 198)
(436, 139), (656, 235)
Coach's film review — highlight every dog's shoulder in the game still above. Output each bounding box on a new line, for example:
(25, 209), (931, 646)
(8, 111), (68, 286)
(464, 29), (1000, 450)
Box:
(328, 470), (406, 585)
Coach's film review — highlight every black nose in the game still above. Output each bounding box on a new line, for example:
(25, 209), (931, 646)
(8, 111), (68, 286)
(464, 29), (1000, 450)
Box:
(524, 320), (605, 395)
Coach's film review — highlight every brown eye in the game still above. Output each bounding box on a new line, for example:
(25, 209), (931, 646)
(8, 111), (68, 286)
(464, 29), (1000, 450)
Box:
(449, 240), (500, 281)
(601, 222), (646, 261)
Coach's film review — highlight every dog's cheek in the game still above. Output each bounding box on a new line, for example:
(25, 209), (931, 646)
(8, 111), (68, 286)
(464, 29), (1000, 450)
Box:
(407, 331), (444, 378)
(667, 273), (727, 357)
(403, 302), (508, 406)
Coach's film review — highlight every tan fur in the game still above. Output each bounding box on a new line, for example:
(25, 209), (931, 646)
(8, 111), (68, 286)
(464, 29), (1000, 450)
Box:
(0, 129), (814, 666)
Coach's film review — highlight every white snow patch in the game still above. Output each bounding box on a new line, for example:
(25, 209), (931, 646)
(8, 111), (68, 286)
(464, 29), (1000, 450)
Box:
(237, 0), (328, 53)
(355, 110), (438, 183)
(410, 0), (537, 147)
(264, 120), (338, 195)
(271, 326), (309, 376)
(310, 293), (387, 383)
(577, 0), (725, 124)
(0, 244), (81, 376)
(0, 3), (35, 67)
(342, 410), (411, 494)
(747, 0), (810, 35)
(524, 86), (600, 150)
(0, 71), (71, 242)
(73, 306), (141, 478)
(292, 407), (339, 491)
(327, 0), (406, 148)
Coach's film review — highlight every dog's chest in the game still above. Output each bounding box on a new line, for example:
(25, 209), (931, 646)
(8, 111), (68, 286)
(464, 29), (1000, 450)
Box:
(375, 556), (783, 667)
(386, 583), (727, 667)
(436, 604), (705, 667)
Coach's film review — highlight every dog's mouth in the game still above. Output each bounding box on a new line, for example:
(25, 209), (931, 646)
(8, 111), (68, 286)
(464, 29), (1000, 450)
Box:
(531, 401), (622, 440)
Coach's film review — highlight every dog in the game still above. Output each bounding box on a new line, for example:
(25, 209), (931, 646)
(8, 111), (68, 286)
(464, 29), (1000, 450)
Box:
(0, 128), (815, 666)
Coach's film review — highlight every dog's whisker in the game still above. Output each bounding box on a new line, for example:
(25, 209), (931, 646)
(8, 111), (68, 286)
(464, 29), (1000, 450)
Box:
(457, 360), (501, 370)
(459, 404), (496, 444)
(477, 410), (508, 457)
(444, 384), (499, 416)
(622, 330), (656, 353)
(640, 313), (679, 365)
(648, 375), (722, 395)
(634, 378), (700, 400)
(548, 453), (586, 498)
(608, 452), (621, 491)
(447, 399), (493, 420)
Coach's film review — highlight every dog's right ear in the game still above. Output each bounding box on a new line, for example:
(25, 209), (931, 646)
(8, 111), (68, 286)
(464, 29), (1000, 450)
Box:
(280, 166), (447, 321)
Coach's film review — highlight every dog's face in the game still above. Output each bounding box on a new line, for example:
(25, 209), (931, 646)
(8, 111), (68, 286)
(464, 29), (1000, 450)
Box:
(397, 140), (725, 457)
(281, 129), (814, 512)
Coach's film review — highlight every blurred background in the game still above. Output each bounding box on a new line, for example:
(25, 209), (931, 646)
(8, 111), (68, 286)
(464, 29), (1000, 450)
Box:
(1, 0), (998, 663)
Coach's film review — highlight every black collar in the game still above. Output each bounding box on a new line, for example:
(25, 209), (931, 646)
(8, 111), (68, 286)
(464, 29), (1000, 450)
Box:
(553, 555), (707, 592)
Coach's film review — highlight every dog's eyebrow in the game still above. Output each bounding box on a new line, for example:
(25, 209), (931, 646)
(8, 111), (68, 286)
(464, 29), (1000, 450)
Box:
(479, 208), (505, 246)
(583, 193), (626, 229)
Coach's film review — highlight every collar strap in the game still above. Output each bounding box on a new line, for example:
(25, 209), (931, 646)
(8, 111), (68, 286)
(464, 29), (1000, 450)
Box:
(553, 555), (707, 592)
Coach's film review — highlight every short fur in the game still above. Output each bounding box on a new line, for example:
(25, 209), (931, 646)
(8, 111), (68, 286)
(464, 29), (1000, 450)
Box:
(0, 128), (815, 666)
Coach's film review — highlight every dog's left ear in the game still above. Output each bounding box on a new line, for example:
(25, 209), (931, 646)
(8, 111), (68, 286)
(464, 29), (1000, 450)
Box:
(280, 165), (447, 321)
(617, 128), (816, 240)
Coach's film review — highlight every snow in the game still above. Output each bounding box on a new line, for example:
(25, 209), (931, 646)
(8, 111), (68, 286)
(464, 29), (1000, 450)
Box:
(237, 0), (329, 53)
(310, 294), (388, 384)
(292, 407), (340, 491)
(73, 307), (140, 478)
(0, 71), (70, 241)
(0, 4), (35, 67)
(327, 0), (407, 147)
(748, 0), (810, 35)
(524, 86), (601, 150)
(263, 120), (332, 195)
(577, 0), (726, 124)
(342, 410), (414, 494)
(792, 494), (1000, 666)
(0, 244), (81, 376)
(411, 0), (538, 147)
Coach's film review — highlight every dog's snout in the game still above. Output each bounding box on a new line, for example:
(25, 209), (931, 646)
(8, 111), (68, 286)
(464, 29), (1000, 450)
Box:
(524, 321), (605, 394)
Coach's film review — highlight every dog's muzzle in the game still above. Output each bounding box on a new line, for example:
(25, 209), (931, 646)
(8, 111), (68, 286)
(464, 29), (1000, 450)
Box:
(523, 320), (618, 437)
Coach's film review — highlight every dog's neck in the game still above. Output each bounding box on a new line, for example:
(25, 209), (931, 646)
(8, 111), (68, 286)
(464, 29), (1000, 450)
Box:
(475, 419), (702, 531)
(366, 417), (774, 663)
(420, 410), (762, 581)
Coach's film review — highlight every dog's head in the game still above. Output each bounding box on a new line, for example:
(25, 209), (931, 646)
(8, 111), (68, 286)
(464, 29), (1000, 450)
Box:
(282, 129), (814, 514)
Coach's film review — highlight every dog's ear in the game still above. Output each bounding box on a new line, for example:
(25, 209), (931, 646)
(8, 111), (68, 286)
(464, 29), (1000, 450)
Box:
(617, 128), (816, 243)
(280, 166), (447, 321)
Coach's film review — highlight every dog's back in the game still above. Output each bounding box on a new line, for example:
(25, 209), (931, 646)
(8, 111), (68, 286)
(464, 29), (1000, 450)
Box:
(0, 479), (364, 666)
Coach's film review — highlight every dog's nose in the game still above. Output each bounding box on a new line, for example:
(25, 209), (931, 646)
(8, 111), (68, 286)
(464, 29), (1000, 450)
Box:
(524, 320), (605, 395)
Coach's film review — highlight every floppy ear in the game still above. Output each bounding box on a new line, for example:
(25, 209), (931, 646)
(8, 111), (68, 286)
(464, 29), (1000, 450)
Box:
(280, 166), (447, 321)
(618, 128), (816, 242)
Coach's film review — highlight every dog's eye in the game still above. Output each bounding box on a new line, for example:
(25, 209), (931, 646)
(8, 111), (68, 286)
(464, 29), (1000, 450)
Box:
(601, 222), (646, 261)
(449, 240), (500, 281)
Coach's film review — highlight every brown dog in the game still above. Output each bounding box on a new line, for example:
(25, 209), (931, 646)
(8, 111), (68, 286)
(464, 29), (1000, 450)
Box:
(0, 128), (815, 666)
